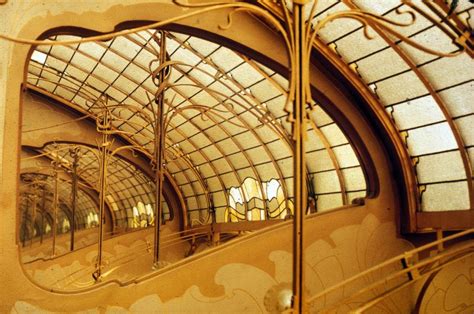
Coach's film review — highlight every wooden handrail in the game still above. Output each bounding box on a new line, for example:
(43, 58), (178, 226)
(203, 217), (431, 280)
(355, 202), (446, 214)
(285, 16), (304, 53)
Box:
(306, 228), (473, 305)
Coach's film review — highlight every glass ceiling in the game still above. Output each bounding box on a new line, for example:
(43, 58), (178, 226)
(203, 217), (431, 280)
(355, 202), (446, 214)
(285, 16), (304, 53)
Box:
(26, 29), (367, 224)
(311, 0), (473, 212)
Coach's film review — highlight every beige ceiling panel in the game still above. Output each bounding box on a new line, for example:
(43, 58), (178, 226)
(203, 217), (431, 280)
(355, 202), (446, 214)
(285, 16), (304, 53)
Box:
(106, 86), (126, 102)
(284, 178), (294, 198)
(172, 47), (201, 67)
(123, 63), (149, 84)
(320, 124), (348, 146)
(231, 62), (264, 88)
(335, 28), (387, 63)
(187, 36), (220, 56)
(113, 75), (137, 97)
(420, 53), (474, 90)
(210, 47), (243, 72)
(333, 144), (360, 168)
(421, 182), (470, 211)
(50, 44), (77, 61)
(79, 42), (106, 60)
(205, 125), (228, 142)
(455, 115), (474, 146)
(85, 75), (108, 93)
(65, 66), (89, 85)
(253, 127), (278, 144)
(211, 158), (232, 174)
(187, 151), (206, 166)
(342, 168), (366, 191)
(316, 194), (343, 212)
(391, 96), (445, 130)
(236, 168), (255, 181)
(133, 49), (156, 70)
(207, 178), (223, 193)
(439, 82), (474, 118)
(249, 79), (281, 101)
(407, 122), (458, 156)
(255, 163), (279, 182)
(353, 0), (400, 14)
(228, 153), (250, 169)
(246, 146), (269, 165)
(54, 86), (76, 101)
(375, 71), (428, 105)
(234, 132), (259, 149)
(197, 163), (215, 178)
(417, 151), (466, 184)
(217, 139), (240, 155)
(277, 158), (293, 177)
(310, 106), (333, 127)
(165, 163), (180, 174)
(201, 145), (223, 159)
(266, 141), (291, 160)
(111, 36), (141, 56)
(71, 53), (98, 74)
(314, 171), (341, 194)
(37, 80), (57, 93)
(190, 90), (220, 107)
(212, 192), (227, 207)
(306, 150), (334, 173)
(356, 49), (410, 83)
(46, 57), (68, 73)
(305, 130), (325, 152)
(221, 173), (239, 187)
(399, 27), (458, 65)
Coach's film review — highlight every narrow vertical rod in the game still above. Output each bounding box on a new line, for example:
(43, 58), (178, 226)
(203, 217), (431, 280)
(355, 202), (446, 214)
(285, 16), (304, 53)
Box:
(153, 31), (167, 267)
(95, 110), (110, 280)
(70, 150), (79, 251)
(292, 2), (308, 312)
(30, 194), (37, 247)
(52, 168), (59, 256)
(40, 188), (46, 244)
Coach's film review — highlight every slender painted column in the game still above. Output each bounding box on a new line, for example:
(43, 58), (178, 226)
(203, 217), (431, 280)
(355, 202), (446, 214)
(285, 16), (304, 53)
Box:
(153, 31), (167, 267)
(292, 1), (308, 312)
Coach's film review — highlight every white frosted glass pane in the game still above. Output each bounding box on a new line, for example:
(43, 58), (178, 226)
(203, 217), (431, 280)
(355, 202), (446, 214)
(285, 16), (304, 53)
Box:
(247, 146), (269, 164)
(267, 141), (291, 160)
(455, 115), (474, 146)
(250, 79), (281, 101)
(342, 167), (366, 191)
(439, 82), (474, 117)
(310, 105), (333, 127)
(333, 144), (360, 168)
(399, 26), (457, 64)
(356, 49), (409, 83)
(417, 151), (466, 184)
(421, 54), (474, 90)
(50, 45), (76, 62)
(391, 96), (445, 130)
(187, 36), (219, 56)
(317, 194), (343, 212)
(306, 150), (334, 173)
(306, 131), (325, 151)
(314, 171), (341, 193)
(421, 182), (470, 211)
(321, 124), (348, 146)
(407, 123), (457, 156)
(375, 71), (427, 105)
(211, 47), (242, 72)
(335, 28), (386, 63)
(231, 62), (263, 87)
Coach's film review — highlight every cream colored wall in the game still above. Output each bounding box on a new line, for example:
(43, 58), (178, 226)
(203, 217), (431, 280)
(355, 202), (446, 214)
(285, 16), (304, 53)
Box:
(0, 1), (422, 312)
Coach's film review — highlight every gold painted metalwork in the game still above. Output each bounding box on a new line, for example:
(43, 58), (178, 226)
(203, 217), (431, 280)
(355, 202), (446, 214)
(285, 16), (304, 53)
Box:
(3, 0), (472, 310)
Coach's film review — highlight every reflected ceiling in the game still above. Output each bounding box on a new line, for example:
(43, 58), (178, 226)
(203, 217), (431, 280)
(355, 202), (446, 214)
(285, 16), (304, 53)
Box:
(26, 29), (367, 224)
